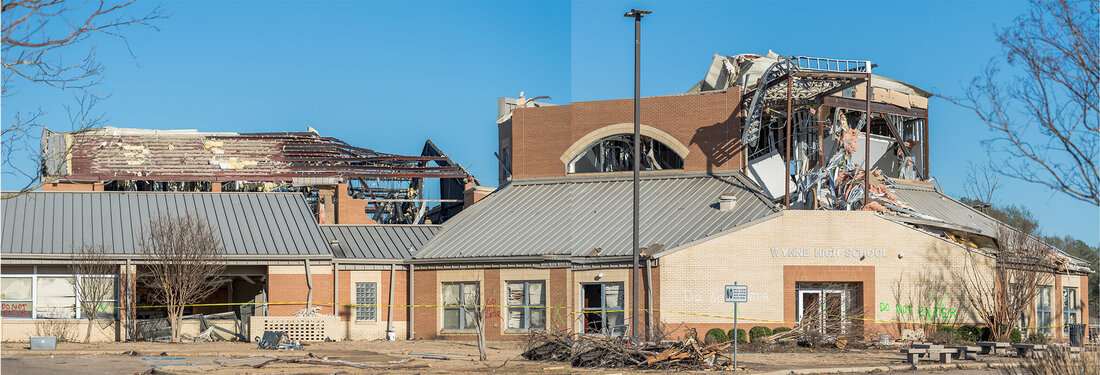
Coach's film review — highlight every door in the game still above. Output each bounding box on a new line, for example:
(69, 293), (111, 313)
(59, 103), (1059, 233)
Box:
(797, 287), (847, 336)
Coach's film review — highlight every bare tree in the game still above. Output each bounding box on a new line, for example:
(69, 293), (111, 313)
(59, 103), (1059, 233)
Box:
(139, 213), (226, 343)
(66, 244), (119, 343)
(1, 0), (163, 198)
(955, 227), (1055, 341)
(462, 283), (492, 361)
(963, 161), (1000, 209)
(944, 0), (1099, 206)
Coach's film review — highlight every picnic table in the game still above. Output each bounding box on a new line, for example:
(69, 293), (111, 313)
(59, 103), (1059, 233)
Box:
(976, 341), (1011, 355)
(944, 345), (980, 360)
(902, 344), (954, 364)
(1011, 343), (1047, 357)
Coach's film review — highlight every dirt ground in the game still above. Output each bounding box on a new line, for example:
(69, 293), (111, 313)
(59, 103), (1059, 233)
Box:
(0, 340), (1023, 374)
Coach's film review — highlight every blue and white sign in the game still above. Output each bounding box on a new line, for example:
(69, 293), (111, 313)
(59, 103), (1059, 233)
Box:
(725, 285), (748, 303)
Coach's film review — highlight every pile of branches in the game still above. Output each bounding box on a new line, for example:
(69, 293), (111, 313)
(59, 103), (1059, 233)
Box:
(522, 331), (735, 370)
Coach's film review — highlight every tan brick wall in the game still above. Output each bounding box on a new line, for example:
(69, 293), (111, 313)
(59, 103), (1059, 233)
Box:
(40, 182), (99, 191)
(508, 90), (742, 180)
(659, 211), (996, 340)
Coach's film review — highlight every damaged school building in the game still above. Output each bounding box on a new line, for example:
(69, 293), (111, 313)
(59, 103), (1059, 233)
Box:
(1, 51), (1092, 344)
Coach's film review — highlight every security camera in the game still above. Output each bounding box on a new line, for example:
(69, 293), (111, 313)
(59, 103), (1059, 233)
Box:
(898, 253), (904, 259)
(595, 273), (604, 280)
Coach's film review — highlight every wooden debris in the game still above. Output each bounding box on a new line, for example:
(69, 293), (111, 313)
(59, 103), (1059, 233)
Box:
(521, 331), (735, 370)
(250, 355), (430, 369)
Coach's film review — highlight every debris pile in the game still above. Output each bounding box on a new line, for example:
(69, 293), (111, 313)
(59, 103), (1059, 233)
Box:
(522, 331), (737, 370)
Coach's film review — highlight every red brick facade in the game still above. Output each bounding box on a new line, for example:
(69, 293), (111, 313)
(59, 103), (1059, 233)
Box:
(503, 89), (743, 181)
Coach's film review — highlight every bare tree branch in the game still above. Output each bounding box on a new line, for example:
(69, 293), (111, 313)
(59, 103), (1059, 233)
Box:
(139, 213), (226, 343)
(67, 244), (119, 343)
(942, 0), (1099, 206)
(1, 0), (163, 197)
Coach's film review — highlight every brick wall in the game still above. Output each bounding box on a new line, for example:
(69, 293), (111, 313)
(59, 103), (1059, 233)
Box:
(268, 264), (335, 316)
(335, 183), (377, 224)
(507, 89), (742, 180)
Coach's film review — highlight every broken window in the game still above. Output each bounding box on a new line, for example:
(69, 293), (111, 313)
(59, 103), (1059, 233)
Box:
(568, 135), (683, 174)
(506, 281), (545, 330)
(442, 282), (478, 331)
(355, 282), (377, 321)
(581, 282), (624, 335)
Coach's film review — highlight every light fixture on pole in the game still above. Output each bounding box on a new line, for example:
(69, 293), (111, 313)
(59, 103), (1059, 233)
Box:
(624, 7), (650, 341)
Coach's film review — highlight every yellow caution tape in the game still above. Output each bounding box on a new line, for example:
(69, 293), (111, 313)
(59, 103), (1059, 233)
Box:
(12, 303), (1075, 330)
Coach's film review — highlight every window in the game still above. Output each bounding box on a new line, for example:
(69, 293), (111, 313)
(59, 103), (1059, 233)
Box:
(506, 281), (545, 330)
(0, 268), (117, 320)
(1, 277), (33, 318)
(568, 134), (684, 174)
(442, 282), (479, 331)
(581, 282), (625, 335)
(355, 282), (377, 321)
(1063, 287), (1079, 334)
(1036, 285), (1052, 334)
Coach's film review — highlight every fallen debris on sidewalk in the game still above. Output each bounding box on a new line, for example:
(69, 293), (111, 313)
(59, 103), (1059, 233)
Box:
(522, 331), (736, 370)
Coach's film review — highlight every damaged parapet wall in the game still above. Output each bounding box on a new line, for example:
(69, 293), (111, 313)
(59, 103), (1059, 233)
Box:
(691, 51), (931, 214)
(40, 127), (477, 224)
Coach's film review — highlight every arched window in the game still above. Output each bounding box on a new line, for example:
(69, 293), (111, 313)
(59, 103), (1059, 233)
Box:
(568, 134), (684, 174)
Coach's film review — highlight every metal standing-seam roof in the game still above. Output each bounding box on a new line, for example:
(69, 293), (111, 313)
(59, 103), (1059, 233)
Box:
(413, 171), (780, 259)
(1, 191), (331, 258)
(322, 225), (440, 260)
(887, 180), (1000, 235)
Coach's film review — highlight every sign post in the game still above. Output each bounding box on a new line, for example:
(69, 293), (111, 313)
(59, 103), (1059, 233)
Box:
(725, 283), (748, 371)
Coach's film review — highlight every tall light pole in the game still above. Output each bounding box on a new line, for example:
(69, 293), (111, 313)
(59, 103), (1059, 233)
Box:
(624, 8), (650, 341)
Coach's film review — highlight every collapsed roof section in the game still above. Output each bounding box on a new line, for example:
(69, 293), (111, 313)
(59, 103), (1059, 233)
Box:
(40, 127), (476, 224)
(691, 51), (933, 214)
(42, 127), (469, 181)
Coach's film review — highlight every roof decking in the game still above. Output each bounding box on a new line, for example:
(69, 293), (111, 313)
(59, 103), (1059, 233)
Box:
(1, 192), (330, 258)
(414, 172), (779, 259)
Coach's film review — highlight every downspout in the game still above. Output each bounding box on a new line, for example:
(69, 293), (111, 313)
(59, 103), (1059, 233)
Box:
(332, 261), (339, 317)
(305, 260), (313, 310)
(125, 258), (133, 341)
(644, 257), (654, 341)
(387, 263), (396, 339)
(408, 263), (415, 339)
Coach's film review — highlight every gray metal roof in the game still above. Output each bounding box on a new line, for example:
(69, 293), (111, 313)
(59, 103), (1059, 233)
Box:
(1, 192), (330, 258)
(888, 180), (1000, 235)
(413, 172), (779, 259)
(322, 225), (440, 260)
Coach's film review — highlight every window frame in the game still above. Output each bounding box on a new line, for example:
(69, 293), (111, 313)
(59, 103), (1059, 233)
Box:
(581, 282), (626, 336)
(0, 266), (118, 320)
(567, 134), (685, 174)
(1036, 285), (1052, 334)
(441, 281), (479, 331)
(505, 280), (546, 331)
(1063, 287), (1078, 334)
(355, 282), (378, 322)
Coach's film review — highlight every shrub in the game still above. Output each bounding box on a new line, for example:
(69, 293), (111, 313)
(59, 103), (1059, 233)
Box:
(772, 327), (792, 334)
(1010, 329), (1022, 343)
(957, 325), (981, 342)
(931, 326), (957, 345)
(704, 328), (728, 344)
(748, 326), (772, 342)
(727, 328), (748, 344)
(1027, 331), (1050, 345)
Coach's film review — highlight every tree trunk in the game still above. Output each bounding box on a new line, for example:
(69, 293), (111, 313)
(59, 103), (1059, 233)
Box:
(474, 318), (487, 361)
(85, 318), (93, 343)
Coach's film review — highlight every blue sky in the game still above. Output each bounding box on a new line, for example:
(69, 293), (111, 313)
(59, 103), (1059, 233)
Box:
(3, 0), (1096, 245)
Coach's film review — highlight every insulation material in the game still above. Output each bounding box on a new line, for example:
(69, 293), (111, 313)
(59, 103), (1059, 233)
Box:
(746, 151), (796, 201)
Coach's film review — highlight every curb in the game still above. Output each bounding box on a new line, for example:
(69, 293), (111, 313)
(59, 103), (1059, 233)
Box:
(757, 361), (1015, 375)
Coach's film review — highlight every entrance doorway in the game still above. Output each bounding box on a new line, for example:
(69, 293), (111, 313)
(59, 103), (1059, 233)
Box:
(581, 282), (625, 335)
(796, 282), (862, 338)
